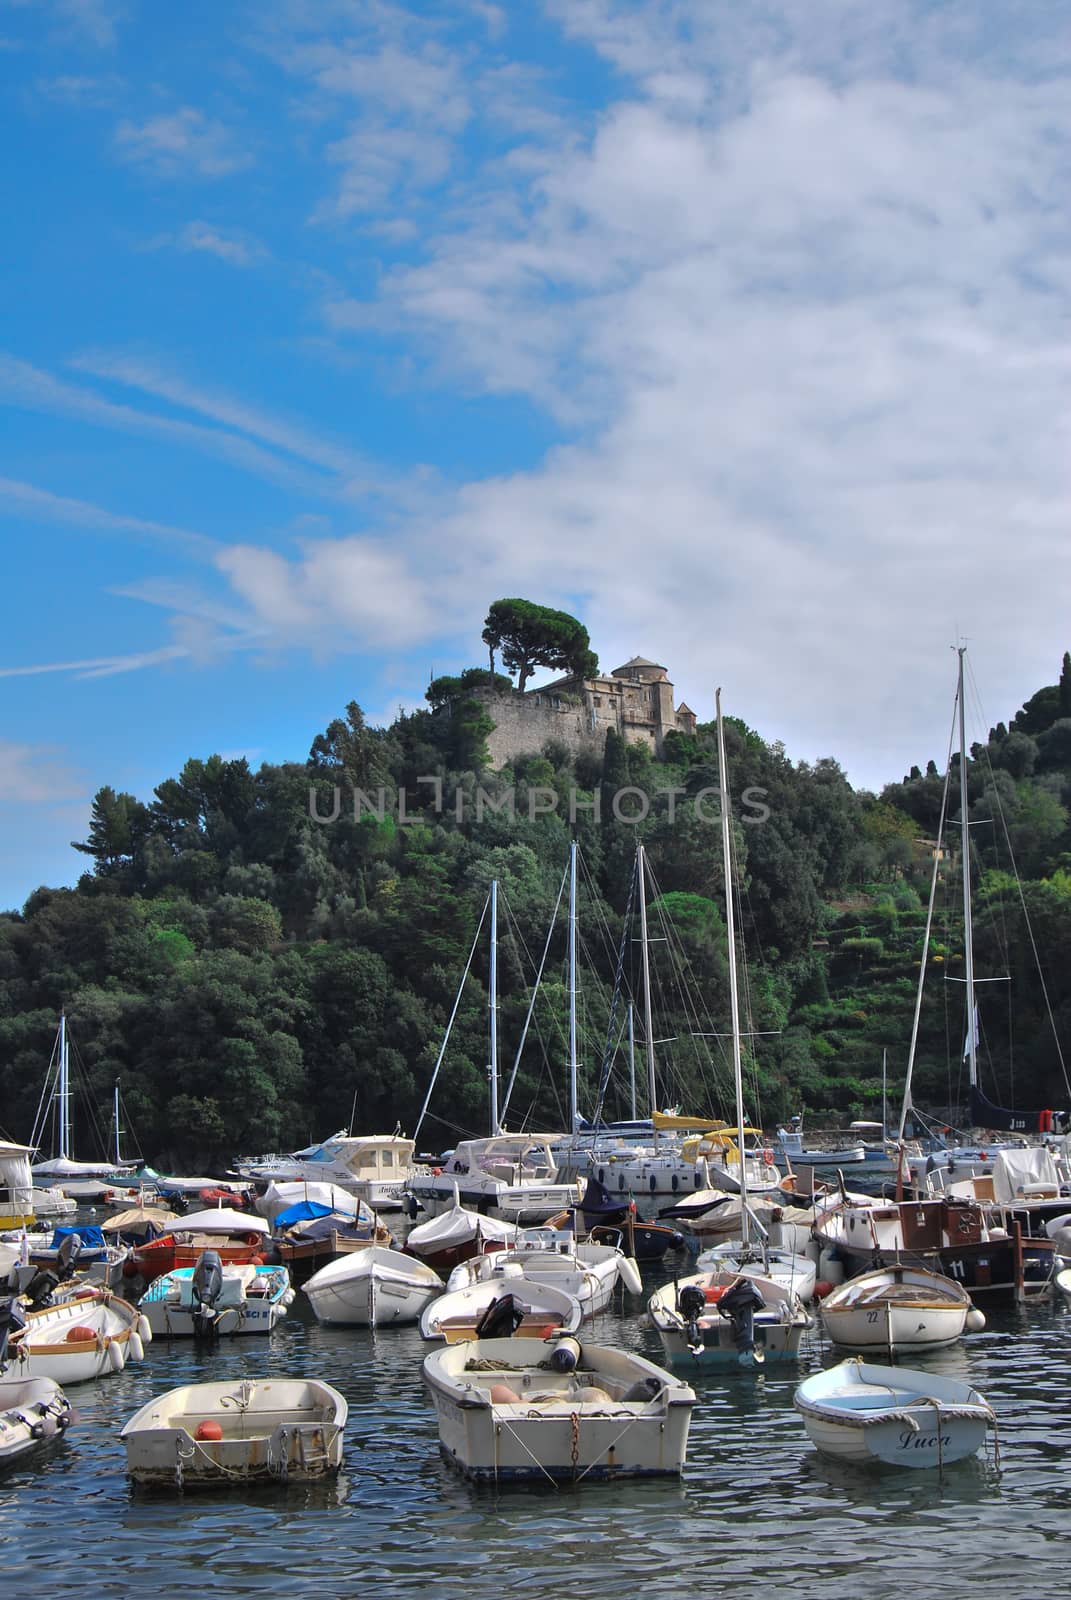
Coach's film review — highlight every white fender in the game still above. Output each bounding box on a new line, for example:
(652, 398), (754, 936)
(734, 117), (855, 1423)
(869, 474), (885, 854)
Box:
(136, 1313), (153, 1344)
(817, 1248), (845, 1287)
(965, 1307), (986, 1332)
(128, 1329), (145, 1363)
(107, 1338), (125, 1372)
(619, 1256), (643, 1296)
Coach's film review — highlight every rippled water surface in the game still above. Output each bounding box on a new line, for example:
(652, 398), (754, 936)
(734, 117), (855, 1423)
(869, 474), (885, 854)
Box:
(3, 1257), (1069, 1600)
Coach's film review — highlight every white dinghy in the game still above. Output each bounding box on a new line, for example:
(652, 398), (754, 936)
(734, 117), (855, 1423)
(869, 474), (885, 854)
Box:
(696, 1241), (817, 1303)
(120, 1377), (347, 1487)
(302, 1245), (443, 1326)
(420, 1265), (583, 1343)
(794, 1358), (995, 1468)
(446, 1228), (639, 1319)
(423, 1335), (695, 1482)
(820, 1265), (984, 1351)
(4, 1287), (151, 1383)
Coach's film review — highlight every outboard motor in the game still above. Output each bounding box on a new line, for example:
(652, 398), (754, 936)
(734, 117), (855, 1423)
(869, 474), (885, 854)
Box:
(22, 1268), (60, 1310)
(0, 1293), (22, 1368)
(474, 1293), (525, 1340)
(55, 1233), (81, 1282)
(717, 1276), (767, 1365)
(620, 1376), (663, 1403)
(190, 1250), (225, 1340)
(677, 1282), (708, 1351)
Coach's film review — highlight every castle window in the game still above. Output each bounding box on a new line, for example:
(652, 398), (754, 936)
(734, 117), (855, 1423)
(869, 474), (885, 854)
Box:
(534, 695), (541, 705)
(593, 696), (601, 707)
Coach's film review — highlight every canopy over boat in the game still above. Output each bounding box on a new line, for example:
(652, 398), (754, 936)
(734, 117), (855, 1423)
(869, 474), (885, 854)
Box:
(651, 1113), (734, 1134)
(178, 1208), (269, 1235)
(102, 1207), (175, 1233)
(272, 1200), (335, 1228)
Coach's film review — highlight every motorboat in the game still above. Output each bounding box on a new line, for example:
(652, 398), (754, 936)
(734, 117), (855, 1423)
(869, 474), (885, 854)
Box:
(2, 1287), (150, 1383)
(820, 1265), (983, 1350)
(695, 1241), (817, 1302)
(120, 1376), (347, 1487)
(139, 1253), (294, 1338)
(420, 1265), (583, 1343)
(648, 1267), (813, 1369)
(131, 1209), (271, 1288)
(445, 1228), (641, 1319)
(302, 1245), (443, 1326)
(776, 1123), (866, 1166)
(0, 1142), (36, 1230)
(239, 1133), (422, 1211)
(406, 1135), (581, 1223)
(794, 1358), (995, 1467)
(423, 1335), (695, 1482)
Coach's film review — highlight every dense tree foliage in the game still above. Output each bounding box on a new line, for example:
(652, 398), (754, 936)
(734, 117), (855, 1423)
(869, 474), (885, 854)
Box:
(482, 599), (599, 692)
(2, 647), (1069, 1167)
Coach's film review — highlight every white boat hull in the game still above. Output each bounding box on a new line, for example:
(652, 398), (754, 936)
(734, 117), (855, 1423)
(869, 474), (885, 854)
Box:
(5, 1291), (149, 1383)
(0, 1375), (73, 1463)
(120, 1377), (346, 1486)
(303, 1246), (442, 1326)
(423, 1337), (694, 1481)
(140, 1266), (293, 1338)
(821, 1267), (974, 1350)
(794, 1358), (994, 1467)
(420, 1277), (583, 1342)
(648, 1269), (812, 1369)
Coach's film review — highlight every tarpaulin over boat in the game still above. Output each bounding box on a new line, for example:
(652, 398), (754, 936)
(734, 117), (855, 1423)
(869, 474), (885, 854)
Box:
(991, 1147), (1060, 1205)
(50, 1224), (105, 1248)
(273, 1200), (335, 1229)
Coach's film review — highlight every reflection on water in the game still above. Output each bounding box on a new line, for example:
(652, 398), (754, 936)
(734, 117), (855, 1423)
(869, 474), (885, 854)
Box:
(1, 1258), (1069, 1598)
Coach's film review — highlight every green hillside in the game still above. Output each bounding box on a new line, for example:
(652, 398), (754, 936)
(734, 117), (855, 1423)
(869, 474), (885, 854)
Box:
(2, 643), (1069, 1167)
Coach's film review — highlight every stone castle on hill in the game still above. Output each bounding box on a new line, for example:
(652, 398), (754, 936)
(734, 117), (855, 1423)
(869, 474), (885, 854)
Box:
(475, 655), (698, 770)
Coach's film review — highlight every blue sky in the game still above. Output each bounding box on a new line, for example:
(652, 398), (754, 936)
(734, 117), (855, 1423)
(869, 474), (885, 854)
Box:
(2, 0), (1069, 910)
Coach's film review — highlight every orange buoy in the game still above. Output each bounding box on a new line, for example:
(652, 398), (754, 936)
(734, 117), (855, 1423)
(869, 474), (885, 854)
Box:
(703, 1285), (728, 1303)
(813, 1280), (835, 1299)
(195, 1420), (224, 1442)
(489, 1383), (521, 1404)
(65, 1325), (97, 1342)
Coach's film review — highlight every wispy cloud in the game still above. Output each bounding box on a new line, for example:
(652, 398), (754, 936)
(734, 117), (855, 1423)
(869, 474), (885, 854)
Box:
(54, 0), (121, 49)
(71, 351), (382, 486)
(163, 220), (264, 266)
(0, 741), (84, 804)
(0, 475), (218, 557)
(0, 354), (332, 495)
(34, 72), (123, 106)
(115, 108), (250, 179)
(0, 645), (191, 681)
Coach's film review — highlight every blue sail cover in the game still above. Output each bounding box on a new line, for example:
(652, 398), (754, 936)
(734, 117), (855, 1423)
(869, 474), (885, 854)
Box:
(273, 1200), (335, 1229)
(50, 1224), (106, 1249)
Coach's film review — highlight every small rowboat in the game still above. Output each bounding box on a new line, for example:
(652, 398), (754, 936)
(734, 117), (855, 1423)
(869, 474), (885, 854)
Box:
(302, 1246), (443, 1326)
(5, 1288), (151, 1383)
(120, 1377), (347, 1487)
(820, 1266), (984, 1350)
(794, 1358), (995, 1467)
(420, 1268), (583, 1342)
(423, 1335), (695, 1483)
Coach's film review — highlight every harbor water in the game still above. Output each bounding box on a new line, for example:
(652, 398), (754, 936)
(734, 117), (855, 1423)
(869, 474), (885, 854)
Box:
(2, 1253), (1068, 1600)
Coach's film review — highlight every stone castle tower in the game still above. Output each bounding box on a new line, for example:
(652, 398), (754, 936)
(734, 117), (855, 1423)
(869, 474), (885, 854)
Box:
(475, 655), (698, 770)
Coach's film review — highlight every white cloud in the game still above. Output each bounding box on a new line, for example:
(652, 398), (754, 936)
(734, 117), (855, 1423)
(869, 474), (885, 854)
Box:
(0, 475), (217, 557)
(0, 741), (84, 803)
(169, 221), (262, 266)
(115, 108), (250, 179)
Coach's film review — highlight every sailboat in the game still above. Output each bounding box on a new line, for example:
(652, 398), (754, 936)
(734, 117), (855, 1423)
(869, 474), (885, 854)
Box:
(30, 1015), (135, 1190)
(648, 690), (813, 1368)
(815, 651), (1059, 1302)
(405, 877), (582, 1223)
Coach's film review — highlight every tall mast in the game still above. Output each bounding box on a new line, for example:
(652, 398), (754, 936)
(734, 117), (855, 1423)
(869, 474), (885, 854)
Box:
(58, 1011), (70, 1161)
(489, 878), (500, 1135)
(716, 691), (749, 1240)
(957, 647), (978, 1089)
(113, 1081), (122, 1166)
(627, 1002), (637, 1121)
(568, 839), (579, 1132)
(636, 844), (658, 1122)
